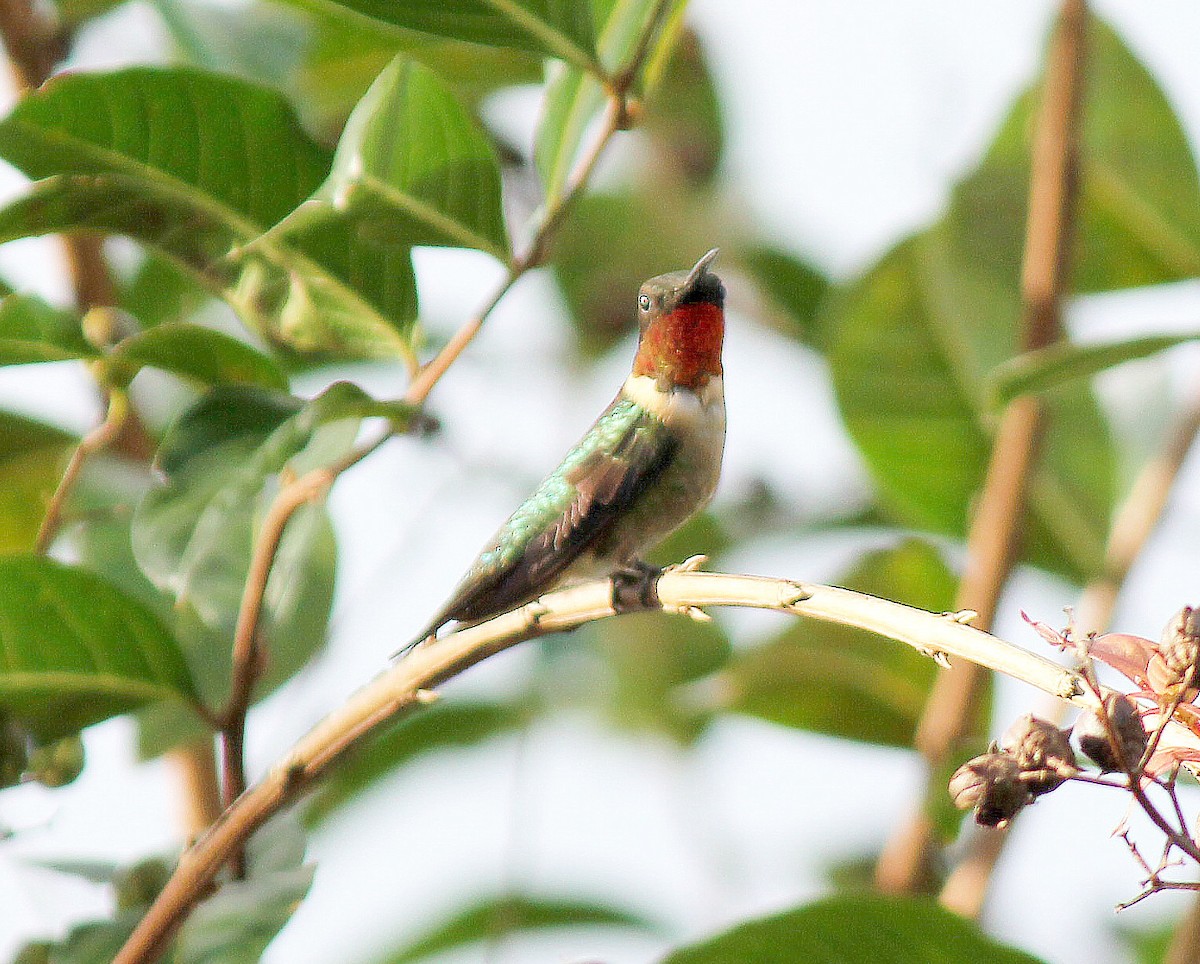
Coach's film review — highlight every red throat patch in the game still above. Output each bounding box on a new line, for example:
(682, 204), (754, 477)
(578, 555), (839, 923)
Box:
(632, 302), (724, 389)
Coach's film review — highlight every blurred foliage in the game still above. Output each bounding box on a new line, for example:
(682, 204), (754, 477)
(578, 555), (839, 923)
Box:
(720, 540), (960, 748)
(373, 894), (658, 964)
(663, 894), (1047, 963)
(0, 2), (1196, 962)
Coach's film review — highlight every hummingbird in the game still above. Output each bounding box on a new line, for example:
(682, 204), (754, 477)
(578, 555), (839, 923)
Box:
(400, 248), (726, 654)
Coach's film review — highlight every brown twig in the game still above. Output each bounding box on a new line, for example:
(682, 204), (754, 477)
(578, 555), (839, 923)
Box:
(402, 98), (623, 407)
(216, 428), (394, 866)
(403, 0), (672, 408)
(114, 570), (1099, 963)
(35, 389), (128, 553)
(939, 394), (1200, 907)
(876, 0), (1089, 901)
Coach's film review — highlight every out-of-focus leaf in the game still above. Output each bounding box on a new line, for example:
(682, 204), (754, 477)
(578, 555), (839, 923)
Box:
(1118, 919), (1175, 964)
(0, 410), (76, 553)
(287, 56), (510, 262)
(647, 509), (730, 569)
(257, 502), (336, 692)
(1075, 23), (1200, 288)
(119, 253), (212, 329)
(130, 383), (400, 710)
(825, 19), (1200, 583)
(306, 699), (533, 827)
(0, 68), (419, 359)
(551, 191), (719, 355)
(289, 0), (599, 72)
(54, 0), (128, 27)
(175, 815), (313, 964)
(719, 540), (957, 747)
(13, 858), (171, 963)
(536, 0), (684, 205)
(989, 333), (1200, 406)
(0, 293), (94, 364)
(160, 0), (542, 135)
(108, 323), (288, 390)
(591, 606), (729, 743)
(378, 894), (656, 964)
(14, 911), (145, 964)
(641, 27), (723, 186)
(26, 734), (86, 787)
(130, 385), (304, 621)
(662, 894), (1046, 963)
(0, 556), (197, 742)
(741, 246), (829, 350)
(826, 231), (1114, 582)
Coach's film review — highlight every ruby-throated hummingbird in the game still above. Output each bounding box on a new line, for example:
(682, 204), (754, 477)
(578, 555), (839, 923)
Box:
(401, 248), (726, 653)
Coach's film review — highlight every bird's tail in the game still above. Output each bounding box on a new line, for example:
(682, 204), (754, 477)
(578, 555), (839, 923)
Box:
(388, 627), (437, 661)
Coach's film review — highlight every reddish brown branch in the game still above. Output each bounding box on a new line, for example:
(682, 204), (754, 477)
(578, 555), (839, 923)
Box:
(875, 0), (1089, 902)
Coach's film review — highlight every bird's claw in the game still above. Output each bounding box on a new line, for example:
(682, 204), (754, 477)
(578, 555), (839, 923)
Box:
(611, 560), (662, 613)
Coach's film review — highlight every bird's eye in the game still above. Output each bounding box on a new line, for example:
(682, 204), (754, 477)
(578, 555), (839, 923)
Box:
(638, 294), (651, 311)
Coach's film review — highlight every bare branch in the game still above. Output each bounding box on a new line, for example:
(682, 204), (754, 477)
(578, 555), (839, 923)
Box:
(35, 390), (128, 553)
(879, 0), (1089, 902)
(114, 569), (1108, 963)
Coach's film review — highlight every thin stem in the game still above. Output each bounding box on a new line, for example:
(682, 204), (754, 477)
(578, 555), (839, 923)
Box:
(403, 98), (624, 407)
(35, 390), (128, 553)
(115, 569), (1104, 964)
(403, 0), (670, 409)
(217, 429), (394, 835)
(878, 0), (1089, 903)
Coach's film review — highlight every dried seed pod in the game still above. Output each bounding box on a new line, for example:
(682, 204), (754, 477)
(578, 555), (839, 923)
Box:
(1076, 693), (1148, 773)
(1000, 713), (1076, 795)
(1149, 605), (1200, 702)
(949, 753), (1032, 827)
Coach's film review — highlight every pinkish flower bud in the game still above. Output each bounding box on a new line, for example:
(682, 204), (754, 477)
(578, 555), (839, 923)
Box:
(949, 753), (1032, 827)
(1000, 713), (1076, 795)
(1076, 693), (1148, 773)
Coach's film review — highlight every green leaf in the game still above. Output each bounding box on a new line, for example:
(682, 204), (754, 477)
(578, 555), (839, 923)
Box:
(130, 384), (385, 706)
(641, 26), (724, 187)
(0, 67), (418, 359)
(109, 322), (288, 390)
(535, 0), (683, 205)
(175, 815), (313, 964)
(306, 699), (532, 827)
(296, 0), (599, 73)
(826, 231), (1114, 582)
(741, 246), (829, 350)
(161, 0), (543, 133)
(989, 332), (1200, 406)
(1074, 22), (1200, 288)
(0, 293), (94, 364)
(662, 894), (1046, 964)
(0, 556), (197, 742)
(590, 606), (729, 743)
(550, 191), (719, 356)
(14, 910), (146, 964)
(0, 411), (76, 554)
(118, 253), (212, 329)
(720, 540), (956, 748)
(821, 18), (1200, 582)
(378, 894), (655, 964)
(289, 55), (510, 261)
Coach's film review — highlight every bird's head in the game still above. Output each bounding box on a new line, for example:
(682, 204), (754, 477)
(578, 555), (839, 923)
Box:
(631, 248), (725, 391)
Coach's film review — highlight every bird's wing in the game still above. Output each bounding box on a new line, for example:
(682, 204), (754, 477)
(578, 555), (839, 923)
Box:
(422, 396), (678, 633)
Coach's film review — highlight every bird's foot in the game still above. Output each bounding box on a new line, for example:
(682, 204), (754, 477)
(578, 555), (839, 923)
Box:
(610, 560), (663, 613)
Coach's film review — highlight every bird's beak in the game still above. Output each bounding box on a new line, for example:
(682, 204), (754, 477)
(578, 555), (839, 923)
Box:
(681, 248), (719, 296)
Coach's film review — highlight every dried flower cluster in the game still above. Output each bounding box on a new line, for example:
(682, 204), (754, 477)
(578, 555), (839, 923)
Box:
(949, 605), (1200, 906)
